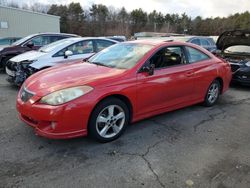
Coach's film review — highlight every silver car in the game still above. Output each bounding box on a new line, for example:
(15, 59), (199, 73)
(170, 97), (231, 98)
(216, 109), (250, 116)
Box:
(6, 37), (118, 85)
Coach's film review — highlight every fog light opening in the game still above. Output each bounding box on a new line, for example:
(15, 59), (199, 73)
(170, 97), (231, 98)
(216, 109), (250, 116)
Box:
(51, 122), (57, 130)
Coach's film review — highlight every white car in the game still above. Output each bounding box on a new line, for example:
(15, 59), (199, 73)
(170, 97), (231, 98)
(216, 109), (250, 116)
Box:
(6, 37), (118, 85)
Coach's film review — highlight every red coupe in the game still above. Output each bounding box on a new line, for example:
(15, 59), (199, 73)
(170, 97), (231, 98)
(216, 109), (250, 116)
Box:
(16, 40), (232, 142)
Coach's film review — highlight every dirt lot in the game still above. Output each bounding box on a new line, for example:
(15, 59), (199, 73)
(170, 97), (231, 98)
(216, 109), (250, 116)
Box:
(0, 72), (250, 188)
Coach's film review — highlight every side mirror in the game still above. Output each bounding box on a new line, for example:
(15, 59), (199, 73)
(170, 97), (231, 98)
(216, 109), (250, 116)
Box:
(26, 41), (34, 48)
(64, 50), (73, 58)
(141, 64), (155, 76)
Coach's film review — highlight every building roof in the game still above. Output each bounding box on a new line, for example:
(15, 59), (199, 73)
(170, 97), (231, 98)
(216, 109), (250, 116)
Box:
(0, 5), (60, 19)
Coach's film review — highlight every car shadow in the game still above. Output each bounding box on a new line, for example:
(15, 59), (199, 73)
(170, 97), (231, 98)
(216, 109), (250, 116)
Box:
(230, 82), (250, 91)
(31, 104), (203, 159)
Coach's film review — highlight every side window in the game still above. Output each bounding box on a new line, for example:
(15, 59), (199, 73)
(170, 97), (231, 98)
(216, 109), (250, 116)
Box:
(29, 36), (50, 46)
(200, 39), (210, 46)
(50, 35), (66, 43)
(55, 40), (94, 56)
(149, 46), (186, 69)
(190, 38), (201, 45)
(96, 40), (115, 52)
(186, 46), (210, 63)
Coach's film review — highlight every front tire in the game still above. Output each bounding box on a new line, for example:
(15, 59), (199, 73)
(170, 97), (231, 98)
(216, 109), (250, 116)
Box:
(88, 98), (129, 142)
(203, 80), (221, 107)
(1, 56), (13, 70)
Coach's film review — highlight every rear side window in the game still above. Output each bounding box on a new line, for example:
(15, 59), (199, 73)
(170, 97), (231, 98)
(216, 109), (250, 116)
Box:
(150, 46), (186, 69)
(186, 46), (210, 63)
(207, 38), (216, 45)
(190, 39), (201, 45)
(96, 40), (115, 52)
(200, 39), (210, 46)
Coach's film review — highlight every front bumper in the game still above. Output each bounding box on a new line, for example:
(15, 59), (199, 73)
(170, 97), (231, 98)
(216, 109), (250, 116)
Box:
(16, 92), (93, 139)
(6, 65), (17, 84)
(232, 67), (250, 85)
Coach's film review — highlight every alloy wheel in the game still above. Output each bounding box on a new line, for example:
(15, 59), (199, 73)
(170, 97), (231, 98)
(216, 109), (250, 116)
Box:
(207, 82), (219, 104)
(96, 105), (125, 139)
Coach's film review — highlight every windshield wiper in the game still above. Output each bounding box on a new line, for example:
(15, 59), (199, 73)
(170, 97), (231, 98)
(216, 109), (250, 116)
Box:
(90, 61), (108, 67)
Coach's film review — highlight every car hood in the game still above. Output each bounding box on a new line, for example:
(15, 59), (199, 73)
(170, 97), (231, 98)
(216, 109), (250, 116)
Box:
(217, 30), (250, 51)
(24, 62), (127, 96)
(0, 45), (12, 52)
(11, 51), (46, 63)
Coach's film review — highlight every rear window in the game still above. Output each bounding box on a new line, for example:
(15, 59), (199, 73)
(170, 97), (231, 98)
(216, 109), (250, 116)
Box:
(186, 46), (210, 63)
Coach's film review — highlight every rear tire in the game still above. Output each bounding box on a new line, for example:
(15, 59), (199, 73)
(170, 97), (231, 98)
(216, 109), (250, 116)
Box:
(88, 98), (129, 143)
(203, 79), (221, 107)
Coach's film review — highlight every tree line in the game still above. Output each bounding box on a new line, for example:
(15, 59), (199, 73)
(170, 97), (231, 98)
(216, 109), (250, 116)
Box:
(1, 1), (250, 37)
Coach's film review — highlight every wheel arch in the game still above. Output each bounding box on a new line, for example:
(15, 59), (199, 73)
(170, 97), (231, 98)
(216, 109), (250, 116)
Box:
(89, 94), (134, 126)
(214, 77), (224, 94)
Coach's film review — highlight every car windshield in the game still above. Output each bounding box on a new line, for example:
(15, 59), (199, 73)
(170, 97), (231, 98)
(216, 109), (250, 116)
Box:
(39, 39), (73, 53)
(224, 45), (250, 54)
(88, 43), (153, 69)
(12, 35), (34, 46)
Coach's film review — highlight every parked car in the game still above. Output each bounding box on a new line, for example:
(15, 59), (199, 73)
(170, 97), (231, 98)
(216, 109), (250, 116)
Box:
(6, 37), (118, 85)
(0, 32), (78, 70)
(107, 36), (126, 42)
(0, 37), (21, 47)
(16, 40), (231, 142)
(172, 36), (217, 52)
(216, 30), (250, 85)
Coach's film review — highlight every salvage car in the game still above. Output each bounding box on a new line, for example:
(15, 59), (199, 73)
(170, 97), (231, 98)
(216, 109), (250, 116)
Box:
(216, 30), (250, 85)
(0, 33), (78, 70)
(16, 40), (232, 142)
(6, 37), (118, 85)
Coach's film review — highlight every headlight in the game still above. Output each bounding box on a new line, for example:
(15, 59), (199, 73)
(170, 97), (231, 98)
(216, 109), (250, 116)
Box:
(40, 86), (93, 105)
(0, 48), (3, 52)
(245, 61), (250, 67)
(21, 60), (37, 68)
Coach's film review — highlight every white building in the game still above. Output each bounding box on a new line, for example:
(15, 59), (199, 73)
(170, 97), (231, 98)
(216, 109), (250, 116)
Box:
(0, 5), (60, 37)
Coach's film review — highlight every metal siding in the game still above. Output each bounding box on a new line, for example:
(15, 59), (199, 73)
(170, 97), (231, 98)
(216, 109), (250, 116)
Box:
(0, 6), (60, 37)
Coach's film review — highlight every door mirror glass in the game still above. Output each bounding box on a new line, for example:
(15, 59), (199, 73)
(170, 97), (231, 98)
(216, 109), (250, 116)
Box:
(141, 64), (155, 75)
(64, 50), (73, 58)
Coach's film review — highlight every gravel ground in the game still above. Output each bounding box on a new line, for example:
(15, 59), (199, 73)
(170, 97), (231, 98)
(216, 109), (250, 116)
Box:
(0, 72), (250, 188)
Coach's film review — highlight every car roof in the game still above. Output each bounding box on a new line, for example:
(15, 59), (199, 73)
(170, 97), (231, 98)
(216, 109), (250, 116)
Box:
(123, 40), (213, 55)
(37, 32), (78, 36)
(57, 37), (119, 43)
(39, 37), (119, 53)
(126, 39), (183, 46)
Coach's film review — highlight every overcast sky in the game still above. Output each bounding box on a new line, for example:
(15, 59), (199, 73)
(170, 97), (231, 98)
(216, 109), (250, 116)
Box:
(8, 0), (250, 18)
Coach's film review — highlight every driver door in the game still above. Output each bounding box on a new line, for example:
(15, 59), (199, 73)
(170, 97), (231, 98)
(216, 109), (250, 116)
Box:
(136, 46), (195, 116)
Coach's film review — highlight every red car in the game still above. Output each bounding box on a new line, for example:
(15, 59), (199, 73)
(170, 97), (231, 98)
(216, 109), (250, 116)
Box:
(16, 41), (232, 142)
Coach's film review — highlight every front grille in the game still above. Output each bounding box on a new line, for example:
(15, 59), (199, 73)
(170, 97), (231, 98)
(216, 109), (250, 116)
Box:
(21, 114), (38, 126)
(20, 87), (34, 102)
(230, 64), (240, 73)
